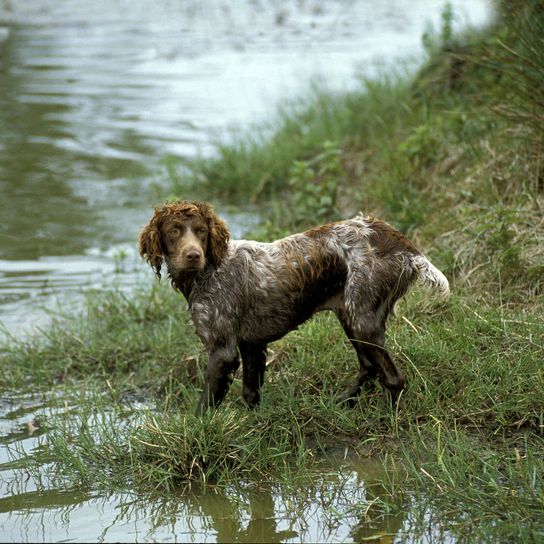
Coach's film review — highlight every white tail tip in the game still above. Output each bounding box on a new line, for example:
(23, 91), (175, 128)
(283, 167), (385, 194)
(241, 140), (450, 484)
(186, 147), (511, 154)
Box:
(412, 255), (450, 299)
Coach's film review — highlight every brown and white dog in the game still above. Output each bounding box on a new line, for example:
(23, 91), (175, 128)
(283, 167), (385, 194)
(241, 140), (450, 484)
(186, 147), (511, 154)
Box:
(139, 200), (449, 414)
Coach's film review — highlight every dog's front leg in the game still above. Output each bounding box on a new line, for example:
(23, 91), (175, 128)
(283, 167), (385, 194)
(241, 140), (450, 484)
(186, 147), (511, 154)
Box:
(196, 347), (240, 415)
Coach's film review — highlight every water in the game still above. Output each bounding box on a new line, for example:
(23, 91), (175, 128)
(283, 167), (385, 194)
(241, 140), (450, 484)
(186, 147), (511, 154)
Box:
(0, 392), (431, 543)
(0, 1), (492, 541)
(0, 0), (492, 337)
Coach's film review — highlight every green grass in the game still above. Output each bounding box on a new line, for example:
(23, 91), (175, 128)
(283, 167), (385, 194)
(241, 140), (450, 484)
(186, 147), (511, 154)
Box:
(3, 1), (544, 541)
(4, 286), (543, 540)
(1, 285), (201, 390)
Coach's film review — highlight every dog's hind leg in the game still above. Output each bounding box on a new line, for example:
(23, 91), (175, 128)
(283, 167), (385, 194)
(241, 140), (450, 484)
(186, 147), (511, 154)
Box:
(338, 302), (405, 407)
(335, 309), (379, 407)
(364, 342), (405, 407)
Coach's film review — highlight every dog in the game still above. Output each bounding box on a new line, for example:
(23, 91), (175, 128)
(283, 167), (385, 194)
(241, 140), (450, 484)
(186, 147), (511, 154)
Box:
(139, 200), (449, 413)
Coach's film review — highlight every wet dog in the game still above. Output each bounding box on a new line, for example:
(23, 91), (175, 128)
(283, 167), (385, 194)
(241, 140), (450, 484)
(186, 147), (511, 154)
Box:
(139, 200), (449, 413)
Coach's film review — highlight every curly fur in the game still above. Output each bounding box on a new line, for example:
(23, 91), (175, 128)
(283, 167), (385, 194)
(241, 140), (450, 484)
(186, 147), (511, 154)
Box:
(140, 199), (449, 414)
(139, 200), (229, 280)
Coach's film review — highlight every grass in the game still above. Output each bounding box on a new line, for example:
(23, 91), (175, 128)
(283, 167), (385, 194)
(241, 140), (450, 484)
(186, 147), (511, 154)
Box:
(2, 1), (544, 541)
(4, 286), (542, 540)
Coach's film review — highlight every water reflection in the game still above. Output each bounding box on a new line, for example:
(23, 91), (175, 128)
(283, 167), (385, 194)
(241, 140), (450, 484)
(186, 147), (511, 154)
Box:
(0, 392), (407, 542)
(0, 466), (407, 543)
(0, 392), (442, 542)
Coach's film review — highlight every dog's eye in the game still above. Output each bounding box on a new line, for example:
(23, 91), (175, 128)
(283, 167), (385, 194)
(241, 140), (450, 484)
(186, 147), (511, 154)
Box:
(197, 228), (208, 236)
(168, 228), (180, 237)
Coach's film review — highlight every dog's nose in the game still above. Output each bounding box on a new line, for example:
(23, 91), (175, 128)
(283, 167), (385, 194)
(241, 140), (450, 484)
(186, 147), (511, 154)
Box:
(186, 250), (201, 262)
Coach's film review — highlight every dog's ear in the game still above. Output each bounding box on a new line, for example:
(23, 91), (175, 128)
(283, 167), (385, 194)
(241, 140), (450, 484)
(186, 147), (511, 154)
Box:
(195, 201), (230, 268)
(139, 214), (164, 278)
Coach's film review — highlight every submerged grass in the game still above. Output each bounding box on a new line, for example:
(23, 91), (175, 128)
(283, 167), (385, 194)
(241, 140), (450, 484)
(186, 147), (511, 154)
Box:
(2, 1), (544, 541)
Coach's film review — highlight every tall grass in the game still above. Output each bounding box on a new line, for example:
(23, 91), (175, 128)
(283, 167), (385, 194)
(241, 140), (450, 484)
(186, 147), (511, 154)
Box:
(492, 0), (544, 138)
(174, 75), (413, 204)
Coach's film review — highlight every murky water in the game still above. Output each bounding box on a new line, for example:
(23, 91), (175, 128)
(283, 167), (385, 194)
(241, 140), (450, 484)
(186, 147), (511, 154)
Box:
(0, 0), (492, 337)
(0, 392), (434, 543)
(1, 1), (492, 541)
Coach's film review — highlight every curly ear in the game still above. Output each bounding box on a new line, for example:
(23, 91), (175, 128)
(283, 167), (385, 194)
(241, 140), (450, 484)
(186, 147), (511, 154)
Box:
(139, 219), (164, 279)
(195, 201), (230, 268)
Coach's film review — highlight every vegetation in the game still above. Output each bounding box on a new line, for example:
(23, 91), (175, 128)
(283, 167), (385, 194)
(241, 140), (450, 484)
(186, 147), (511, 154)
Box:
(2, 1), (543, 541)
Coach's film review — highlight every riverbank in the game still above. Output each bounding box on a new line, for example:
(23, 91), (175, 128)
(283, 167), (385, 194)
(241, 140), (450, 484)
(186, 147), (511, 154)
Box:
(2, 2), (543, 541)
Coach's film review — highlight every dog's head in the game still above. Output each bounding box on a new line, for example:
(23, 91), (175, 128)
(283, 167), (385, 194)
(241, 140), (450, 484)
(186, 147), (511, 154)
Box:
(139, 200), (230, 278)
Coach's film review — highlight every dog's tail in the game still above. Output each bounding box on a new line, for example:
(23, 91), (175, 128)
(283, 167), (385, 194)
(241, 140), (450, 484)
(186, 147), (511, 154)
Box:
(411, 255), (450, 299)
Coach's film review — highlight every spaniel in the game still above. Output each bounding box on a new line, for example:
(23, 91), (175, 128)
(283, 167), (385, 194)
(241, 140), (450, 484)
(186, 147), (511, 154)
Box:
(139, 200), (449, 413)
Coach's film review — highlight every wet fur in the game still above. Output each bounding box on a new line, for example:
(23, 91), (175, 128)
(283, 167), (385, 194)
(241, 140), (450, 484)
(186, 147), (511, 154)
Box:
(139, 200), (449, 413)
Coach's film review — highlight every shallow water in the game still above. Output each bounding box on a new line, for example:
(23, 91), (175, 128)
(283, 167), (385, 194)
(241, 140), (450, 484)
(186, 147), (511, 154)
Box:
(0, 391), (448, 543)
(0, 0), (492, 337)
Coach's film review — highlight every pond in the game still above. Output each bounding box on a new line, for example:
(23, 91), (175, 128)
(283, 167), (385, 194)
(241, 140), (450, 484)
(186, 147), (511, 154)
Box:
(0, 1), (491, 541)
